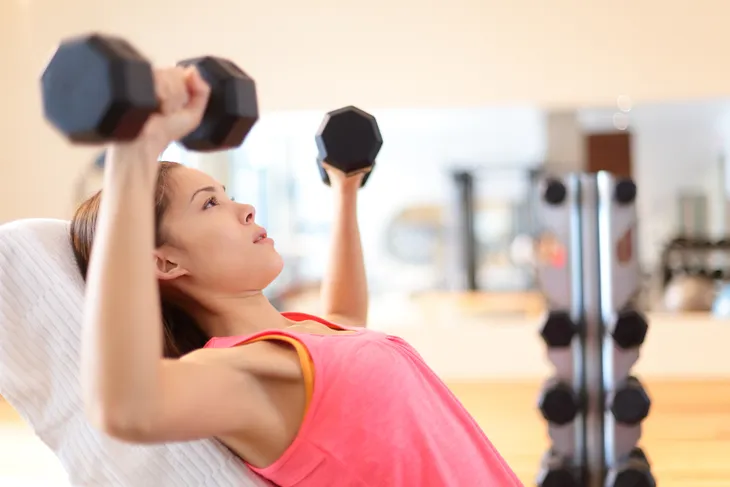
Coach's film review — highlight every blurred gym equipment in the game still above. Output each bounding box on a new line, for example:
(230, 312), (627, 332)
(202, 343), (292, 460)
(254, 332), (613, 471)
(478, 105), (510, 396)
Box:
(659, 237), (730, 312)
(447, 167), (540, 292)
(663, 269), (716, 312)
(535, 173), (654, 487)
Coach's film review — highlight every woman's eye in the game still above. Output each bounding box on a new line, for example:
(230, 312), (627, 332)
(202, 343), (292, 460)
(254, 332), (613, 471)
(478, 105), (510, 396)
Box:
(203, 196), (219, 210)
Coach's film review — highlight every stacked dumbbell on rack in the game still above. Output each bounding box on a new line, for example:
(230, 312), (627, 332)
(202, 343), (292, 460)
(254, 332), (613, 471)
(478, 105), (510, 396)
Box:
(534, 172), (655, 487)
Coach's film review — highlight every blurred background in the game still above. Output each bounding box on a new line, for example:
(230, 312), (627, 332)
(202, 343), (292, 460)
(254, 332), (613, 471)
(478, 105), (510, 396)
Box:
(2, 0), (730, 485)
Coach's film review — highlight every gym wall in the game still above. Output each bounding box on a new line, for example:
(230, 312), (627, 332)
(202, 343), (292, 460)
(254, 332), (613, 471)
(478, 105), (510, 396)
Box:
(2, 0), (730, 223)
(579, 102), (730, 270)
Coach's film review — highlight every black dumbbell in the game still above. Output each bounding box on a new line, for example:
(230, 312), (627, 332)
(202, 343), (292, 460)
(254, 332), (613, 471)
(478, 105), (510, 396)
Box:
(614, 179), (637, 205)
(608, 376), (651, 425)
(609, 309), (648, 350)
(315, 106), (383, 188)
(536, 449), (579, 487)
(538, 378), (580, 426)
(41, 33), (258, 152)
(539, 310), (577, 348)
(542, 178), (567, 205)
(605, 446), (655, 487)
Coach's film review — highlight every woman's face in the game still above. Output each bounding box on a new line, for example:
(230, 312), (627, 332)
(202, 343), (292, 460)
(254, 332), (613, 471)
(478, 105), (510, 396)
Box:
(155, 166), (283, 295)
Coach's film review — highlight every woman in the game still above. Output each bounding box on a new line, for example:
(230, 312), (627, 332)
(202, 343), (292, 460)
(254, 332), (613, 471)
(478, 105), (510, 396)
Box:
(72, 65), (523, 486)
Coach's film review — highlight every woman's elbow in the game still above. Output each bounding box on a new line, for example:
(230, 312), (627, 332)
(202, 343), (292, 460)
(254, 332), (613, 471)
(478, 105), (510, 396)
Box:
(86, 403), (158, 444)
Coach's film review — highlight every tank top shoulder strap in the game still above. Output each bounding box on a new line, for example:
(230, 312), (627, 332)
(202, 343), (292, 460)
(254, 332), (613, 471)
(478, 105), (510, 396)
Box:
(281, 311), (354, 331)
(202, 311), (350, 350)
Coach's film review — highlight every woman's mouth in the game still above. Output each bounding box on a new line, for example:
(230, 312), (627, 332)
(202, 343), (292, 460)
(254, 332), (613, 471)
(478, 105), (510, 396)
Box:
(254, 231), (273, 245)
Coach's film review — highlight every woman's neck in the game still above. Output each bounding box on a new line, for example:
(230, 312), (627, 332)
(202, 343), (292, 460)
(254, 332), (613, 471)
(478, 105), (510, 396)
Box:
(188, 291), (290, 338)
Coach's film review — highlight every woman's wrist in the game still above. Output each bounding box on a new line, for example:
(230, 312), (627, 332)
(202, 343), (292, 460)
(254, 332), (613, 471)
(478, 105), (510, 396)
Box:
(332, 181), (358, 205)
(332, 185), (358, 221)
(104, 141), (163, 194)
(331, 173), (363, 194)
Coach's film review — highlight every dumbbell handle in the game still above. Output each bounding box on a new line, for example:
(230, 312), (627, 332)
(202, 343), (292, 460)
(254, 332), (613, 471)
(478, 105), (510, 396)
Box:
(131, 59), (215, 115)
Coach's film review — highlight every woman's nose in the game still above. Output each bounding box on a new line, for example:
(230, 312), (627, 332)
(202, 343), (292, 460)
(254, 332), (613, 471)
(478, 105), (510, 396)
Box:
(239, 203), (255, 224)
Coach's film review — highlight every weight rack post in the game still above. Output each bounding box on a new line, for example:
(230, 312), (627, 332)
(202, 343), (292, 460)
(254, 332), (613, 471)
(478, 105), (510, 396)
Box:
(576, 173), (605, 487)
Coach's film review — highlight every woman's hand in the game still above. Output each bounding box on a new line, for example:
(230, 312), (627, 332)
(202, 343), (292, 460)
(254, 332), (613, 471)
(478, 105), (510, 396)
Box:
(321, 162), (371, 193)
(106, 66), (211, 181)
(141, 66), (211, 153)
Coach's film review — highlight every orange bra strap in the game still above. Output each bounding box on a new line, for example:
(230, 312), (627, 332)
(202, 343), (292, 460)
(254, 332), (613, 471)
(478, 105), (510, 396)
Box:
(242, 334), (315, 416)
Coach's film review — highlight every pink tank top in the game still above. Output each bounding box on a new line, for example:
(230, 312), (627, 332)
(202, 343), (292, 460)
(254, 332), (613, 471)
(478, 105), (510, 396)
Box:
(204, 312), (523, 487)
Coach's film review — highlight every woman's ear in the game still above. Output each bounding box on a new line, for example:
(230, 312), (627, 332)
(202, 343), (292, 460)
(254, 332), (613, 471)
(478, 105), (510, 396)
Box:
(153, 249), (190, 281)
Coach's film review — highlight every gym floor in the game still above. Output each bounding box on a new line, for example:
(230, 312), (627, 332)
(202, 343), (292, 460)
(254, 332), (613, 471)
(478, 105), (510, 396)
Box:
(2, 380), (729, 486)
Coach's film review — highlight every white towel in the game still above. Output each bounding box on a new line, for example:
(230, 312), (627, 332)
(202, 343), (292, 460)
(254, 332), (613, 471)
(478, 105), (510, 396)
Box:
(0, 218), (272, 487)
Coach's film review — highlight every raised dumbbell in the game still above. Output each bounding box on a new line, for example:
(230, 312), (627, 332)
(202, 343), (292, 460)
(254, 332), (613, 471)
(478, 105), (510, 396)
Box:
(538, 378), (580, 426)
(536, 449), (579, 487)
(607, 376), (651, 425)
(605, 447), (656, 487)
(41, 33), (258, 151)
(315, 106), (383, 187)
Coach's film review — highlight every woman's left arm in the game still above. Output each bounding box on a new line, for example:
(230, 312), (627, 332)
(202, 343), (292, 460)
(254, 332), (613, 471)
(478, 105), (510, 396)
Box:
(320, 165), (369, 327)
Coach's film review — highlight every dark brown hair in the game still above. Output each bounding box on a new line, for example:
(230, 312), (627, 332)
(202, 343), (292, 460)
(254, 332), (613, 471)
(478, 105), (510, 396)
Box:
(70, 161), (209, 358)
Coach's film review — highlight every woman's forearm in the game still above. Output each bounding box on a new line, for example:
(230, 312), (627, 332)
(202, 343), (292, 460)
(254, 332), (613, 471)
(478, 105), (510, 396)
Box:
(321, 187), (368, 324)
(81, 145), (164, 430)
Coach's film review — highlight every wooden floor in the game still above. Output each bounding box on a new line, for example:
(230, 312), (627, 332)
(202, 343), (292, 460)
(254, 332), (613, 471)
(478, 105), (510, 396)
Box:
(1, 379), (729, 486)
(452, 379), (730, 487)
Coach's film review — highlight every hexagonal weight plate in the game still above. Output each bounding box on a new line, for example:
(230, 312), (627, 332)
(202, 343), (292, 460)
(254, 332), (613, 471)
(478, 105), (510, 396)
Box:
(177, 56), (259, 151)
(608, 376), (651, 425)
(315, 106), (383, 176)
(542, 178), (567, 205)
(540, 310), (577, 348)
(610, 309), (648, 349)
(538, 379), (580, 425)
(614, 179), (637, 205)
(41, 33), (157, 143)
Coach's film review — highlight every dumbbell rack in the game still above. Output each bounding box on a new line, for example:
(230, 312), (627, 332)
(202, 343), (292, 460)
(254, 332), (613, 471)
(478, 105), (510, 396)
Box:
(535, 172), (655, 487)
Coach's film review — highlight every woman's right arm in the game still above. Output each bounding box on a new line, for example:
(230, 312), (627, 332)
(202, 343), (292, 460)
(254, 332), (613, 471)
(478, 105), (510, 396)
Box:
(81, 67), (286, 444)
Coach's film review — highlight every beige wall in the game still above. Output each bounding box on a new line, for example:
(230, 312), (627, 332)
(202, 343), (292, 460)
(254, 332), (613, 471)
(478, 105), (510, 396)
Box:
(3, 0), (730, 220)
